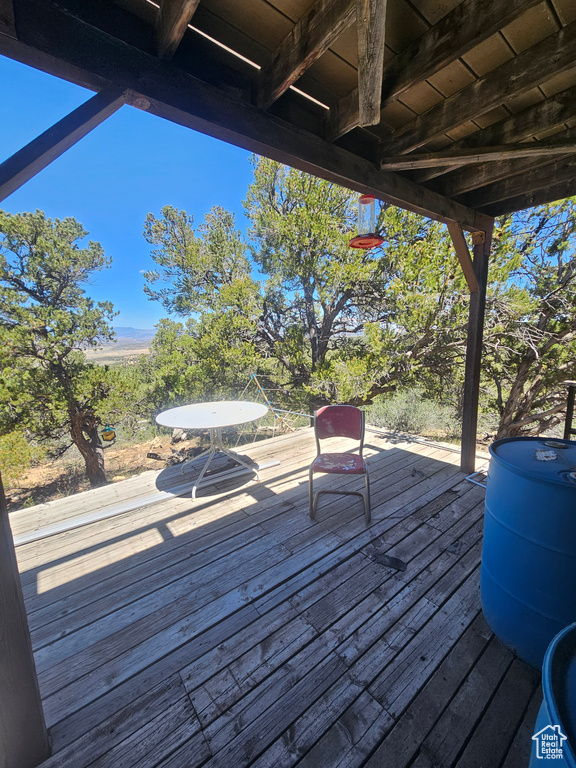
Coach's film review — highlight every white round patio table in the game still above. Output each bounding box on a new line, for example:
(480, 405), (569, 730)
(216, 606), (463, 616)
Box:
(156, 401), (268, 498)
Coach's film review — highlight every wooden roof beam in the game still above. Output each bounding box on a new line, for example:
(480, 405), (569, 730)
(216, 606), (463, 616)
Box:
(436, 126), (576, 197)
(381, 139), (576, 171)
(481, 177), (576, 217)
(328, 0), (541, 140)
(383, 20), (576, 157)
(0, 87), (126, 203)
(156, 0), (201, 60)
(357, 0), (387, 127)
(0, 0), (490, 234)
(257, 0), (355, 111)
(459, 154), (576, 210)
(412, 84), (576, 184)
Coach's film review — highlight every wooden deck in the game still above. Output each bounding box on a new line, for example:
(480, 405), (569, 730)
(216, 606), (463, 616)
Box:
(10, 428), (542, 768)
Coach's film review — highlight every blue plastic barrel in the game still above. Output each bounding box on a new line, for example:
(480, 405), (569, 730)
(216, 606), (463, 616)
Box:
(481, 437), (576, 669)
(529, 622), (576, 767)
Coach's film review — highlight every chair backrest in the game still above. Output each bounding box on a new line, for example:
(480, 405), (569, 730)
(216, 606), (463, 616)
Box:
(315, 405), (365, 453)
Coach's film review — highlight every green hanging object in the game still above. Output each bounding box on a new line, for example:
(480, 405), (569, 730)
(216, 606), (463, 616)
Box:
(101, 425), (116, 442)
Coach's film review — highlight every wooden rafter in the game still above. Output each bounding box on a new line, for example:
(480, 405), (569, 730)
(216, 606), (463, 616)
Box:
(0, 0), (490, 232)
(411, 85), (576, 184)
(446, 221), (479, 294)
(437, 126), (576, 198)
(328, 0), (541, 140)
(384, 20), (576, 156)
(0, 87), (126, 203)
(356, 0), (387, 127)
(381, 140), (576, 171)
(461, 154), (576, 210)
(481, 177), (576, 217)
(156, 0), (201, 60)
(257, 0), (355, 111)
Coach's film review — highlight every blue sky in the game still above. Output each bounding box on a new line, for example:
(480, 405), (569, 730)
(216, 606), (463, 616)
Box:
(0, 54), (255, 328)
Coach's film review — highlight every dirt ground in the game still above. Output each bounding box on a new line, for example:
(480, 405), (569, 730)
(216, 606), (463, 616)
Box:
(5, 435), (202, 512)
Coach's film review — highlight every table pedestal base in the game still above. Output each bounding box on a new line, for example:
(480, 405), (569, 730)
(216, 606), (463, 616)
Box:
(182, 427), (260, 498)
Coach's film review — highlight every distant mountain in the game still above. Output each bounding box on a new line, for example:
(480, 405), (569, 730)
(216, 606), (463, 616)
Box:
(113, 327), (155, 341)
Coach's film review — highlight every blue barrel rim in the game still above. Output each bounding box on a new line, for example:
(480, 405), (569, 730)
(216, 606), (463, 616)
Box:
(489, 437), (576, 488)
(542, 622), (576, 727)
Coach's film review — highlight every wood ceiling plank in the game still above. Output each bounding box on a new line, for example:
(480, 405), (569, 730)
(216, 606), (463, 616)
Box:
(357, 0), (387, 126)
(551, 0), (576, 25)
(328, 0), (542, 140)
(381, 139), (576, 170)
(0, 87), (126, 203)
(539, 64), (576, 97)
(460, 33), (514, 78)
(397, 80), (443, 115)
(384, 19), (576, 156)
(191, 5), (344, 105)
(257, 0), (355, 110)
(458, 153), (576, 209)
(500, 1), (559, 54)
(1, 0), (489, 233)
(504, 85), (545, 115)
(156, 0), (201, 60)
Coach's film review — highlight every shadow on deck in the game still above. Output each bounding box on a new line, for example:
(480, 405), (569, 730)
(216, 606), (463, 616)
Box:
(11, 428), (540, 768)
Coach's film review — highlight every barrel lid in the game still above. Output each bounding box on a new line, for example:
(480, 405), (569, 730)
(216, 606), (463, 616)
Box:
(490, 437), (576, 487)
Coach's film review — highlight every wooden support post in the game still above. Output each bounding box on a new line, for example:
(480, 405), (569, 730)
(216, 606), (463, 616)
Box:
(447, 221), (479, 293)
(563, 381), (576, 441)
(0, 472), (49, 768)
(356, 0), (387, 127)
(0, 87), (126, 203)
(460, 219), (494, 474)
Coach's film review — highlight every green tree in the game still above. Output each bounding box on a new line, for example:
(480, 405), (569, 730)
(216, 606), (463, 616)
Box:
(142, 205), (262, 403)
(481, 200), (576, 438)
(244, 159), (398, 405)
(143, 161), (576, 441)
(0, 210), (126, 486)
(144, 160), (407, 408)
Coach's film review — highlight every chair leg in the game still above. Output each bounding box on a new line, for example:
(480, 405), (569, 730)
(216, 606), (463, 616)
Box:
(364, 472), (371, 525)
(309, 468), (315, 520)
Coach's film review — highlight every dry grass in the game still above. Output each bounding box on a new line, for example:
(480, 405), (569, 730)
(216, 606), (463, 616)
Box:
(5, 436), (201, 511)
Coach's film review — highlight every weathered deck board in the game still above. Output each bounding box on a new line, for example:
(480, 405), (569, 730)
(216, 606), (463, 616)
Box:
(11, 427), (538, 768)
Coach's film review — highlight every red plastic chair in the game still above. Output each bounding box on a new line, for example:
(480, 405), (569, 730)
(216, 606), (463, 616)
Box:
(309, 405), (371, 524)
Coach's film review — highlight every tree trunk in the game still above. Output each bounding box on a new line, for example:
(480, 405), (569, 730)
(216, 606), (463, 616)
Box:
(69, 409), (107, 487)
(303, 282), (319, 370)
(495, 356), (538, 439)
